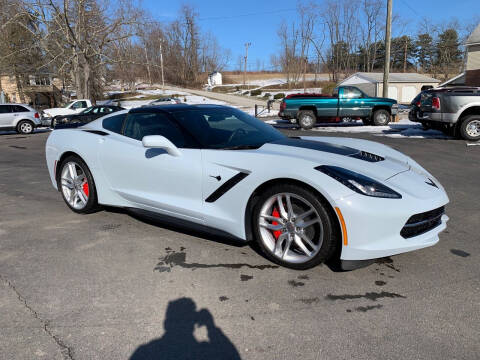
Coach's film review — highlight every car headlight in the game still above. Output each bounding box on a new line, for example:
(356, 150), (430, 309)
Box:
(316, 165), (402, 199)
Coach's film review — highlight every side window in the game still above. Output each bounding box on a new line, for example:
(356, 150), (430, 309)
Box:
(123, 112), (188, 147)
(72, 101), (88, 109)
(343, 87), (362, 98)
(0, 105), (11, 114)
(103, 113), (126, 134)
(100, 107), (113, 113)
(71, 102), (82, 109)
(13, 105), (28, 112)
(92, 107), (100, 114)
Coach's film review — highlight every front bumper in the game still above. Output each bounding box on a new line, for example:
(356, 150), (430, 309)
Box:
(335, 182), (449, 261)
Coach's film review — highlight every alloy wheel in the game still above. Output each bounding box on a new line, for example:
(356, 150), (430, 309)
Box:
(466, 120), (480, 138)
(258, 192), (323, 264)
(20, 122), (33, 133)
(302, 115), (314, 127)
(60, 161), (89, 210)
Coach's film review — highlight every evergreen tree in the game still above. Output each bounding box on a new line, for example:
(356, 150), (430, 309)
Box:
(415, 33), (435, 73)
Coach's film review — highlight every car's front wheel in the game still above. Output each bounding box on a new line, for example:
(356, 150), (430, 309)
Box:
(58, 156), (99, 213)
(16, 120), (34, 134)
(372, 109), (391, 126)
(459, 115), (480, 141)
(253, 184), (338, 269)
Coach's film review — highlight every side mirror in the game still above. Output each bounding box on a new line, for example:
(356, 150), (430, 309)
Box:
(142, 135), (181, 157)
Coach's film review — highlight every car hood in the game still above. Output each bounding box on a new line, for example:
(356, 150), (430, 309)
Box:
(44, 107), (77, 114)
(259, 136), (411, 181)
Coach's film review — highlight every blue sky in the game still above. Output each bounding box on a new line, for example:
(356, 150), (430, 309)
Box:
(142, 0), (479, 70)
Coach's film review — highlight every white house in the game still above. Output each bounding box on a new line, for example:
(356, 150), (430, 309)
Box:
(208, 71), (222, 86)
(465, 23), (480, 86)
(339, 72), (440, 103)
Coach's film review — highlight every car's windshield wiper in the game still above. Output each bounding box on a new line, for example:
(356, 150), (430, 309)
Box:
(219, 144), (261, 150)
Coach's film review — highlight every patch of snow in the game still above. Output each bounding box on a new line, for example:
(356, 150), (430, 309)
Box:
(265, 118), (451, 139)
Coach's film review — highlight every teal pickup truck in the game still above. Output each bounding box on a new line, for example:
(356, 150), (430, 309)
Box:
(278, 86), (398, 129)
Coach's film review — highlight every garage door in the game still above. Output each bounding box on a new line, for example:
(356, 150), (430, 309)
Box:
(388, 86), (398, 100)
(402, 86), (417, 103)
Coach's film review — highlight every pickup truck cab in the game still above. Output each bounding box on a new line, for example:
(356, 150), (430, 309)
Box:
(42, 99), (92, 119)
(279, 86), (398, 129)
(412, 87), (480, 141)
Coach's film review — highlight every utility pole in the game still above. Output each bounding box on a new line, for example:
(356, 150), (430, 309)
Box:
(383, 0), (393, 98)
(303, 57), (307, 93)
(243, 42), (251, 86)
(160, 40), (165, 94)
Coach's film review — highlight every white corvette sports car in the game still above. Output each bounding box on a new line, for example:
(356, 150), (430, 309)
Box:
(46, 105), (449, 269)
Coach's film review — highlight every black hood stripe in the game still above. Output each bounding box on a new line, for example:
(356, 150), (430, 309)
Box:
(268, 138), (384, 162)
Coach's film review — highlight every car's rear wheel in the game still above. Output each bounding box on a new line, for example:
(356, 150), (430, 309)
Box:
(372, 109), (391, 126)
(459, 115), (480, 141)
(298, 110), (316, 130)
(253, 184), (338, 269)
(58, 156), (99, 213)
(16, 120), (34, 134)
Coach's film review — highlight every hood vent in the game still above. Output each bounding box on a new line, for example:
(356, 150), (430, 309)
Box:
(349, 151), (385, 162)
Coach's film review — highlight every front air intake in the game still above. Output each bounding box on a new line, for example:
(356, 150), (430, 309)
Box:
(400, 206), (445, 238)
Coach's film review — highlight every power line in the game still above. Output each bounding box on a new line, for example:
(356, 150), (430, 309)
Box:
(198, 8), (296, 21)
(399, 0), (420, 16)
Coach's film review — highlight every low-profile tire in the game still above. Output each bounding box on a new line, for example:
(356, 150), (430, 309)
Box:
(372, 109), (391, 126)
(297, 110), (316, 130)
(16, 120), (34, 134)
(252, 184), (339, 270)
(459, 115), (480, 141)
(57, 155), (100, 214)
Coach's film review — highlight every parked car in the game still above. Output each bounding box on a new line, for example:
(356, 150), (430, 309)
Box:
(0, 103), (42, 134)
(147, 97), (181, 106)
(45, 104), (448, 270)
(411, 87), (480, 140)
(53, 105), (125, 128)
(278, 86), (398, 129)
(43, 99), (92, 119)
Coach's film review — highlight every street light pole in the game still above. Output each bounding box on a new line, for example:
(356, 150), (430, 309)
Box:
(383, 0), (393, 98)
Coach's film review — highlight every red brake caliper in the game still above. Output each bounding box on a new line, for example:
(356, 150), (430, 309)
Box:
(82, 181), (89, 198)
(272, 208), (281, 240)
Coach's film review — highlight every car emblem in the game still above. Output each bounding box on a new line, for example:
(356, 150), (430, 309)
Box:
(425, 178), (438, 188)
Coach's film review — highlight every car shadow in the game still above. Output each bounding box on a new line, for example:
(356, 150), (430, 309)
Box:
(129, 297), (241, 360)
(0, 129), (51, 136)
(105, 206), (247, 248)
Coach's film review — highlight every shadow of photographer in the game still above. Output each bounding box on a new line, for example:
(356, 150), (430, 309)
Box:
(130, 297), (241, 360)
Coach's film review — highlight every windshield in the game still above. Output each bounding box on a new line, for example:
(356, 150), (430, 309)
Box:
(63, 101), (74, 108)
(81, 106), (94, 114)
(173, 107), (285, 149)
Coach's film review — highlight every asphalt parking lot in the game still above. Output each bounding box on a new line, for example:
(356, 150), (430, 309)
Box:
(1, 128), (479, 360)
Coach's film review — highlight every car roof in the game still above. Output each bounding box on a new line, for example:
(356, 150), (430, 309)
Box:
(130, 104), (231, 114)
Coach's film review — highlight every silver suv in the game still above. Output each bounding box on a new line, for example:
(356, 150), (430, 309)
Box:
(0, 104), (42, 134)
